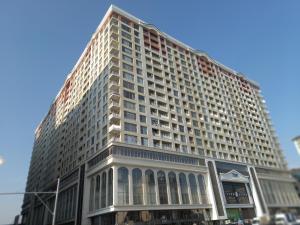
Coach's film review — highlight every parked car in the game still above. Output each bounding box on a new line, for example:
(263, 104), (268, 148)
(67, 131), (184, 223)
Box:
(275, 213), (300, 225)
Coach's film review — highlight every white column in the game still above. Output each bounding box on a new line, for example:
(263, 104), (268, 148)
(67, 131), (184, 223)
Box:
(195, 174), (202, 204)
(245, 182), (254, 204)
(176, 172), (183, 205)
(142, 168), (146, 205)
(186, 173), (193, 204)
(128, 167), (133, 205)
(154, 170), (159, 204)
(113, 166), (118, 206)
(106, 169), (109, 207)
(166, 171), (171, 204)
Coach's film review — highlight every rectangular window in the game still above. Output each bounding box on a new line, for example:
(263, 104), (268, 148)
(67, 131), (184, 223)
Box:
(122, 46), (132, 54)
(124, 100), (135, 110)
(141, 126), (147, 135)
(141, 137), (148, 146)
(140, 115), (146, 123)
(122, 54), (133, 63)
(123, 80), (135, 90)
(125, 122), (137, 132)
(139, 105), (145, 113)
(123, 90), (135, 100)
(125, 134), (137, 144)
(123, 71), (134, 81)
(123, 63), (133, 71)
(124, 111), (136, 120)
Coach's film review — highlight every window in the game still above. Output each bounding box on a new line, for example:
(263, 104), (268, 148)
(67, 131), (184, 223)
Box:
(140, 126), (147, 135)
(140, 115), (146, 123)
(132, 168), (143, 205)
(138, 86), (144, 93)
(123, 63), (133, 71)
(89, 178), (95, 211)
(122, 54), (133, 63)
(138, 95), (145, 102)
(189, 174), (199, 204)
(122, 38), (132, 48)
(123, 71), (134, 81)
(101, 172), (106, 207)
(122, 46), (132, 54)
(121, 24), (131, 33)
(123, 80), (134, 90)
(124, 111), (136, 120)
(95, 175), (100, 209)
(124, 90), (135, 100)
(139, 105), (145, 113)
(157, 171), (168, 204)
(168, 172), (179, 204)
(125, 134), (137, 144)
(145, 169), (156, 204)
(118, 167), (129, 205)
(141, 137), (148, 146)
(179, 173), (190, 204)
(105, 169), (112, 207)
(125, 122), (137, 132)
(137, 77), (143, 84)
(198, 174), (207, 204)
(124, 100), (135, 110)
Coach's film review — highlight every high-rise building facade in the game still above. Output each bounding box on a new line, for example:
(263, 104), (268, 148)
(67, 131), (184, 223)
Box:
(292, 136), (300, 155)
(21, 5), (300, 225)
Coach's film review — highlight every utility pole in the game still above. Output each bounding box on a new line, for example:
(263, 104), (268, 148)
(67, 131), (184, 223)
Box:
(52, 178), (60, 225)
(0, 178), (60, 225)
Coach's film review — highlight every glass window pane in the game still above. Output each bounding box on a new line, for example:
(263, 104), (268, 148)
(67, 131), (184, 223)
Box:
(95, 175), (101, 209)
(168, 172), (179, 204)
(145, 169), (156, 204)
(101, 172), (106, 208)
(132, 168), (143, 205)
(108, 169), (113, 206)
(118, 167), (129, 205)
(198, 174), (208, 204)
(189, 173), (199, 204)
(179, 173), (189, 204)
(157, 171), (168, 204)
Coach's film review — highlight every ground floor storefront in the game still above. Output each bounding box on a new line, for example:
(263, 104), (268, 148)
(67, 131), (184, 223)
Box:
(90, 209), (208, 225)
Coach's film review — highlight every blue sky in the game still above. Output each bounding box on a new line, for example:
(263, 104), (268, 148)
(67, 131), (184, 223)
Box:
(0, 0), (300, 223)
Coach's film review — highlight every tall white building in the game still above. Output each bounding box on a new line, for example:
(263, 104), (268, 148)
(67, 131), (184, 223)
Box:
(292, 136), (300, 155)
(22, 5), (300, 225)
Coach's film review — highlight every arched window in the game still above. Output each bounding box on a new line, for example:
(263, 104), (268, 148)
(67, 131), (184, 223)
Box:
(89, 177), (95, 211)
(95, 175), (101, 209)
(157, 171), (168, 204)
(189, 173), (199, 204)
(198, 174), (207, 204)
(179, 173), (189, 204)
(108, 168), (113, 206)
(118, 167), (129, 205)
(101, 172), (106, 208)
(168, 172), (179, 204)
(132, 168), (143, 205)
(145, 169), (156, 204)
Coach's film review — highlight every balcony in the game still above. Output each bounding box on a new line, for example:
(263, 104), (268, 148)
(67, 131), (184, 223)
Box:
(109, 72), (119, 82)
(109, 61), (119, 74)
(109, 113), (120, 123)
(108, 124), (121, 134)
(109, 90), (120, 101)
(110, 24), (118, 36)
(110, 39), (119, 50)
(109, 101), (120, 112)
(109, 137), (120, 143)
(109, 80), (119, 92)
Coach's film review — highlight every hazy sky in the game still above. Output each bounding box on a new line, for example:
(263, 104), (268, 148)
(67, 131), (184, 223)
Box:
(0, 0), (300, 223)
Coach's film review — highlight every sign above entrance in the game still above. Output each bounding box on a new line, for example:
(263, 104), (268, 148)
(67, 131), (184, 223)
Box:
(220, 170), (249, 183)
